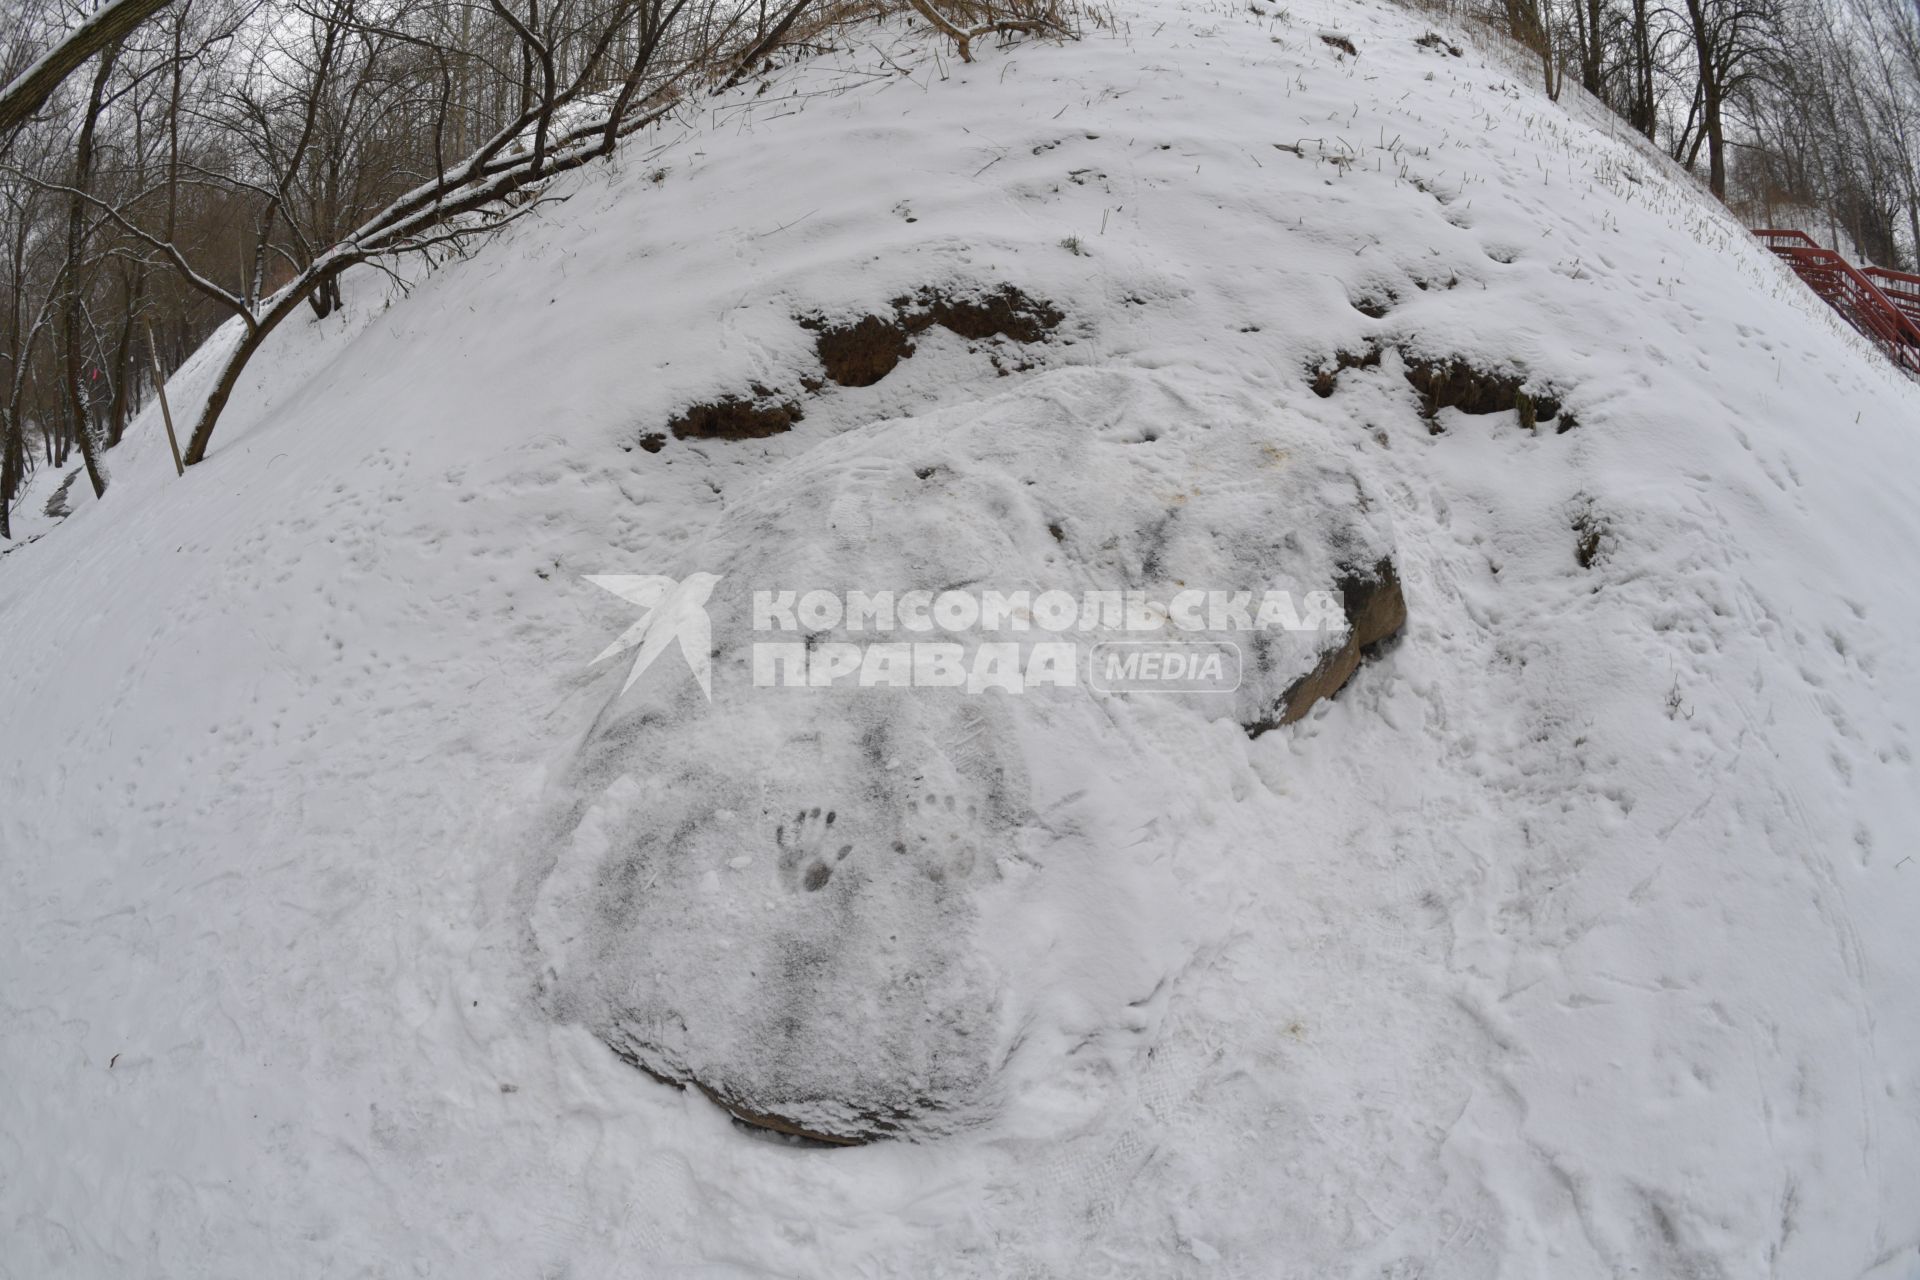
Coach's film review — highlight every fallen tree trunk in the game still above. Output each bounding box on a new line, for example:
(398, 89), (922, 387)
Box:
(0, 0), (176, 135)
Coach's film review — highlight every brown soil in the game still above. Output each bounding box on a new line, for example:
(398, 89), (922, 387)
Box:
(1247, 558), (1407, 736)
(1399, 355), (1564, 432)
(652, 283), (1065, 447)
(803, 284), (1065, 388)
(804, 313), (918, 388)
(1401, 356), (1523, 417)
(608, 1040), (928, 1147)
(666, 394), (803, 441)
(1311, 345), (1382, 398)
(692, 1078), (877, 1147)
(1312, 347), (1572, 436)
(1573, 510), (1607, 568)
(900, 284), (1065, 344)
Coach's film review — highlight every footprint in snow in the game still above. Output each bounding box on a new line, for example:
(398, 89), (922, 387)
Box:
(775, 807), (852, 893)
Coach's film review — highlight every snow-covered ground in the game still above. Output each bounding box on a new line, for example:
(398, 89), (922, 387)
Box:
(4, 0), (1920, 1273)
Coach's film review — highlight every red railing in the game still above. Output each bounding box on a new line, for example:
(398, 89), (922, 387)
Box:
(1752, 229), (1920, 376)
(1863, 265), (1920, 329)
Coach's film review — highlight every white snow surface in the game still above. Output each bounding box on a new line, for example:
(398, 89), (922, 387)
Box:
(530, 370), (1392, 1144)
(5, 0), (1920, 1274)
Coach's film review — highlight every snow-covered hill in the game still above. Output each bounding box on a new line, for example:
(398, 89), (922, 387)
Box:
(5, 0), (1920, 1274)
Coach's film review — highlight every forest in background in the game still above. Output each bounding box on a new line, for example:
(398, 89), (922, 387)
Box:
(0, 0), (1912, 535)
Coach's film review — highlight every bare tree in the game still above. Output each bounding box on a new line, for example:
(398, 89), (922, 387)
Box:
(0, 0), (1043, 533)
(57, 35), (121, 498)
(41, 0), (756, 464)
(1676, 0), (1779, 196)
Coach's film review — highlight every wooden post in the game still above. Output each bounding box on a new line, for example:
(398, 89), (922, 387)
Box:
(144, 321), (184, 477)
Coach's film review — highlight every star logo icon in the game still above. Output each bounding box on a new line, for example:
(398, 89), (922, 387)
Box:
(585, 572), (722, 698)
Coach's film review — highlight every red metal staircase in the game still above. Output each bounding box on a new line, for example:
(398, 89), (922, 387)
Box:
(1752, 229), (1920, 376)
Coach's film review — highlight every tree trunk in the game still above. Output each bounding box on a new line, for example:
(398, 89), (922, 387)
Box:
(307, 271), (342, 319)
(106, 266), (146, 447)
(1703, 85), (1726, 197)
(183, 262), (355, 465)
(0, 410), (19, 539)
(1627, 0), (1657, 138)
(60, 43), (120, 501)
(0, 0), (176, 133)
(1683, 0), (1727, 199)
(1579, 0), (1603, 96)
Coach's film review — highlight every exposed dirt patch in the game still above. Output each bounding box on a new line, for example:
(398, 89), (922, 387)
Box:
(1311, 345), (1383, 398)
(666, 392), (803, 441)
(1402, 356), (1526, 417)
(1399, 355), (1565, 432)
(607, 1043), (884, 1147)
(1573, 507), (1610, 568)
(1247, 558), (1406, 735)
(802, 284), (1065, 389)
(650, 284), (1067, 449)
(1311, 344), (1577, 435)
(803, 313), (918, 388)
(900, 284), (1065, 344)
(695, 1078), (875, 1147)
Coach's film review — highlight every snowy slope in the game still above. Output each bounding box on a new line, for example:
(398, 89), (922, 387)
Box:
(5, 0), (1920, 1274)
